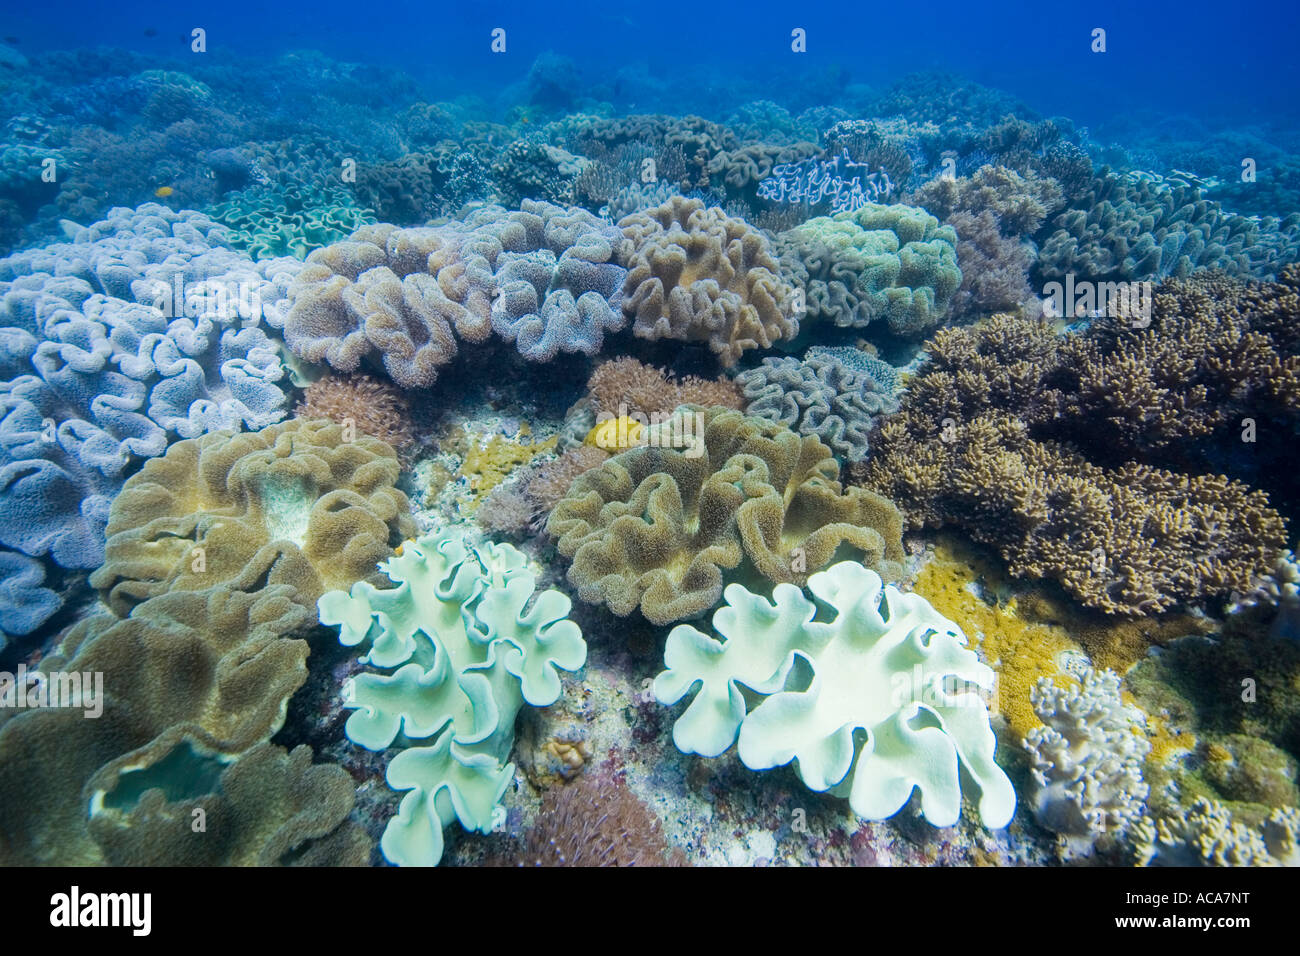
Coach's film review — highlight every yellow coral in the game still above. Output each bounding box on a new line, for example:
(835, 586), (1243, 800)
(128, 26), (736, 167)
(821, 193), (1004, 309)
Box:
(913, 538), (1081, 742)
(458, 432), (558, 502)
(585, 416), (644, 451)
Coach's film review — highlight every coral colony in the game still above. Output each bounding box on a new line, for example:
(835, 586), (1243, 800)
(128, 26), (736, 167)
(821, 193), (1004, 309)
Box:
(0, 11), (1299, 874)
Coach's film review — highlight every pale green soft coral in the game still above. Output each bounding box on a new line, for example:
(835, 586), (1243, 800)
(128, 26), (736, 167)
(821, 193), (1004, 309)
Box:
(318, 530), (586, 866)
(775, 202), (961, 338)
(654, 560), (1015, 829)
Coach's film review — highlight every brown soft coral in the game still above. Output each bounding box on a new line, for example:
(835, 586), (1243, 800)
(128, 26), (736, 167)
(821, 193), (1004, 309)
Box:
(89, 418), (415, 617)
(509, 771), (686, 866)
(618, 197), (798, 366)
(0, 571), (364, 865)
(284, 222), (490, 387)
(587, 356), (744, 417)
(295, 372), (416, 455)
(548, 407), (904, 625)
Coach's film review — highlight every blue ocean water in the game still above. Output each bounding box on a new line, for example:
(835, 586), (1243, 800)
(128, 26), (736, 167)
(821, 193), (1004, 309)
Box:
(1, 0), (1299, 873)
(6, 0), (1300, 126)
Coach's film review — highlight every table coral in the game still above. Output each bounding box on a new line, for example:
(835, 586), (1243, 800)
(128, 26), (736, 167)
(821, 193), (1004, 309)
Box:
(89, 418), (415, 617)
(317, 529), (587, 866)
(548, 406), (905, 626)
(619, 197), (798, 366)
(653, 561), (1017, 829)
(773, 203), (961, 338)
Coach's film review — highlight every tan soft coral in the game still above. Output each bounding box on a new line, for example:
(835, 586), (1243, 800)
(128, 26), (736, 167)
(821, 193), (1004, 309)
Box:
(618, 197), (797, 366)
(586, 356), (744, 417)
(284, 223), (490, 387)
(89, 418), (416, 617)
(295, 372), (416, 455)
(0, 571), (358, 865)
(548, 407), (904, 625)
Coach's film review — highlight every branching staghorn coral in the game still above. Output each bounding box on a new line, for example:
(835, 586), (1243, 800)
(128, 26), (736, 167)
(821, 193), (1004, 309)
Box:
(548, 406), (904, 626)
(618, 197), (798, 366)
(862, 410), (1285, 615)
(1023, 668), (1150, 858)
(736, 348), (899, 463)
(654, 561), (1016, 829)
(858, 304), (1291, 615)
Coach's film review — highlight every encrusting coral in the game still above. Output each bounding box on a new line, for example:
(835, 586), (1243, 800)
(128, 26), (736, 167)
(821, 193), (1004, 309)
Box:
(548, 406), (905, 625)
(89, 418), (415, 617)
(654, 561), (1017, 829)
(318, 529), (587, 866)
(618, 197), (798, 366)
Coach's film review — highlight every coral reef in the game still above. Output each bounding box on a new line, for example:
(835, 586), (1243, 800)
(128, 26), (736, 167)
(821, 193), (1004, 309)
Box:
(619, 197), (798, 365)
(294, 373), (415, 456)
(1023, 668), (1150, 857)
(317, 529), (587, 866)
(1037, 168), (1300, 281)
(654, 561), (1016, 828)
(284, 200), (627, 385)
(773, 203), (961, 338)
(859, 308), (1290, 614)
(0, 203), (300, 633)
(89, 418), (414, 617)
(548, 406), (904, 625)
(586, 356), (744, 418)
(736, 348), (899, 463)
(211, 182), (376, 260)
(1133, 798), (1297, 866)
(510, 772), (686, 866)
(909, 164), (1064, 236)
(0, 567), (366, 865)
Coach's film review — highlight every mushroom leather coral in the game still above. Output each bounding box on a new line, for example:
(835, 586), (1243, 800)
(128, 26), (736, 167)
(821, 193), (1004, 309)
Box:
(89, 418), (415, 617)
(548, 406), (904, 625)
